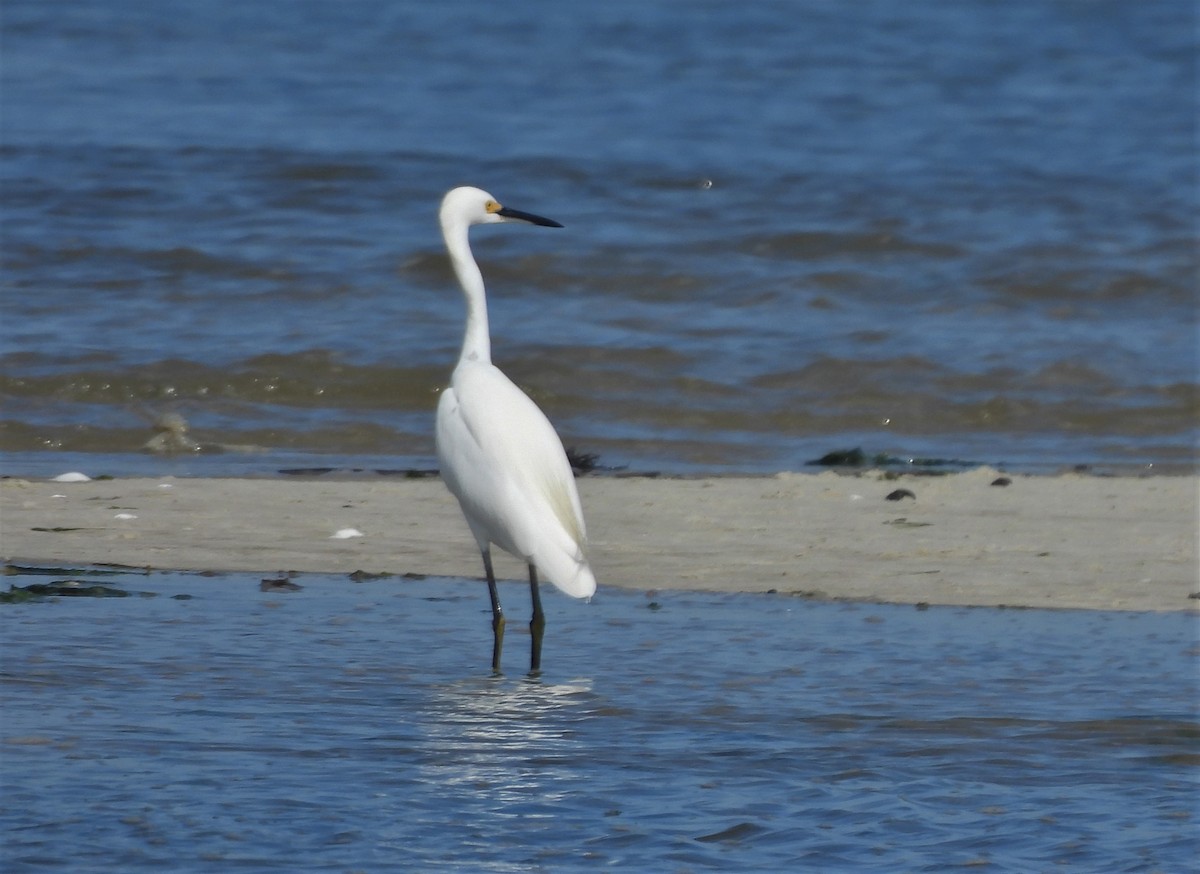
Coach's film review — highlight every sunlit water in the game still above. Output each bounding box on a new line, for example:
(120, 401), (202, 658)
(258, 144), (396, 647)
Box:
(2, 570), (1196, 871)
(2, 0), (1197, 477)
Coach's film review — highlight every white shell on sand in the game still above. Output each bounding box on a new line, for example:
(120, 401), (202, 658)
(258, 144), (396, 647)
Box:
(51, 472), (91, 483)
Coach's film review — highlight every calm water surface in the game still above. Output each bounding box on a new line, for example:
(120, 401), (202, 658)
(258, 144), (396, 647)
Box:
(2, 571), (1197, 871)
(2, 0), (1197, 476)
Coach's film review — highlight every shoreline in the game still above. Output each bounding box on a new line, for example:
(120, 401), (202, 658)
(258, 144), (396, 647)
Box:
(2, 468), (1197, 613)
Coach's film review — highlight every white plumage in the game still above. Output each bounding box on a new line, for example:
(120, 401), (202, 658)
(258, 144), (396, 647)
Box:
(434, 186), (595, 673)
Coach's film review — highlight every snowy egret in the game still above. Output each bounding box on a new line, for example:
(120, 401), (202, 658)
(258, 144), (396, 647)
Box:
(434, 186), (596, 674)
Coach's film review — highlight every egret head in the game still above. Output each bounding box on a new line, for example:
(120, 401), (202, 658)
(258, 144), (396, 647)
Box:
(440, 186), (563, 230)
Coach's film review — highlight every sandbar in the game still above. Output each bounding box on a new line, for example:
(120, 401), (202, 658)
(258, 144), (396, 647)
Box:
(2, 468), (1196, 612)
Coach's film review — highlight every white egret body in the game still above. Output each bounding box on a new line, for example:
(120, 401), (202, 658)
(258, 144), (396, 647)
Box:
(434, 186), (595, 673)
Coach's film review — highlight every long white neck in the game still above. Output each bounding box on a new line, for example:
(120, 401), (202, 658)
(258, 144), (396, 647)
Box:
(442, 217), (491, 365)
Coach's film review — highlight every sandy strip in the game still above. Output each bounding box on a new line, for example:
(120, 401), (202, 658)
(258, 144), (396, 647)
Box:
(2, 468), (1196, 612)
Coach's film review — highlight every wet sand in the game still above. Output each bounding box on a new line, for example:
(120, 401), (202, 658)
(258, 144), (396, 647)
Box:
(2, 469), (1196, 612)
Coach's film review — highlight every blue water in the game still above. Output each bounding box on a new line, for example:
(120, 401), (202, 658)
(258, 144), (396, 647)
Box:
(1, 571), (1197, 871)
(1, 0), (1196, 476)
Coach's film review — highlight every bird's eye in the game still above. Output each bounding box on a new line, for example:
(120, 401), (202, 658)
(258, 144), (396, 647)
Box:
(485, 200), (501, 214)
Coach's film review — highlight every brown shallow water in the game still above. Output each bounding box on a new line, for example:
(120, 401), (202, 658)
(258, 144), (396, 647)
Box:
(2, 570), (1196, 871)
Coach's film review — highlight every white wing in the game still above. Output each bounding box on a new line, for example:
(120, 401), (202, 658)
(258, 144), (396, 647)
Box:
(436, 360), (595, 598)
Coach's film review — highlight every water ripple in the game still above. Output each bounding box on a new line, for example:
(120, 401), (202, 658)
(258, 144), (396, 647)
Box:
(2, 572), (1195, 870)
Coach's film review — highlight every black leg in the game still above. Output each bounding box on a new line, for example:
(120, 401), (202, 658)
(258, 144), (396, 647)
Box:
(529, 564), (545, 674)
(483, 549), (504, 674)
